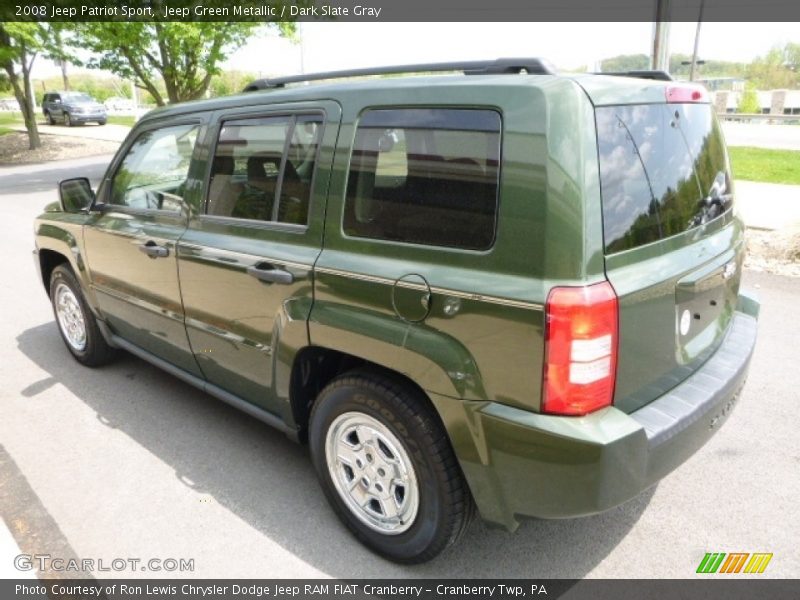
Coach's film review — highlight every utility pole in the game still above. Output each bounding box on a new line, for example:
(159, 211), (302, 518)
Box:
(689, 0), (705, 81)
(652, 0), (671, 71)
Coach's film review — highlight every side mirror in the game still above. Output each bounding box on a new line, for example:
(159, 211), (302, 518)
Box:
(59, 177), (95, 213)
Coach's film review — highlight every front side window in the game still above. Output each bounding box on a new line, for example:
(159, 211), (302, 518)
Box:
(206, 114), (323, 225)
(344, 108), (502, 250)
(110, 123), (200, 212)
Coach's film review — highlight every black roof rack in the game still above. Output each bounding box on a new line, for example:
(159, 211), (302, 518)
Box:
(595, 70), (673, 82)
(243, 58), (556, 92)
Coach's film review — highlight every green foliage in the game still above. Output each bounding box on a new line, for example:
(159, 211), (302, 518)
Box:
(35, 74), (135, 103)
(0, 22), (55, 148)
(746, 44), (800, 89)
(70, 22), (295, 105)
(209, 70), (258, 97)
(668, 53), (747, 79)
(600, 43), (800, 89)
(728, 147), (800, 185)
(600, 54), (650, 73)
(737, 84), (760, 114)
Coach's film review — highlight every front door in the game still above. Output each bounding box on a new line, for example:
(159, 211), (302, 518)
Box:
(84, 118), (206, 376)
(177, 102), (340, 421)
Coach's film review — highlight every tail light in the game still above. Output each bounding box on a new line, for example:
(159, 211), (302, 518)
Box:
(665, 85), (709, 103)
(542, 281), (618, 415)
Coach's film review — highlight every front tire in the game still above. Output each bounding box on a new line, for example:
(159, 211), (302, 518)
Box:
(64, 112), (72, 127)
(97, 119), (107, 126)
(309, 371), (473, 563)
(45, 111), (55, 125)
(49, 265), (116, 367)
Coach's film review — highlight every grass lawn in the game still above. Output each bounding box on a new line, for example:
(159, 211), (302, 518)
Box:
(0, 112), (23, 135)
(729, 146), (800, 185)
(106, 115), (137, 127)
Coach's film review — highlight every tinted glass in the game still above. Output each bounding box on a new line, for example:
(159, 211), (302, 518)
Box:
(597, 103), (732, 253)
(344, 108), (501, 250)
(110, 123), (199, 211)
(63, 92), (93, 102)
(207, 114), (322, 225)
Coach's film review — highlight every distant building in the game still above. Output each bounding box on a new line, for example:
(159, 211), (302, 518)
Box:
(710, 89), (800, 115)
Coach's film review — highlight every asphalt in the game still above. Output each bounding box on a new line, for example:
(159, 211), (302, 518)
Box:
(736, 180), (800, 230)
(721, 122), (800, 151)
(0, 155), (798, 578)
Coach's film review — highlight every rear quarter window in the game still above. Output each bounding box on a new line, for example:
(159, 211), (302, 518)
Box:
(596, 103), (732, 254)
(343, 108), (502, 250)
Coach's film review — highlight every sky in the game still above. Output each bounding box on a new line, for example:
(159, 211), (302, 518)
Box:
(30, 22), (800, 81)
(225, 22), (800, 77)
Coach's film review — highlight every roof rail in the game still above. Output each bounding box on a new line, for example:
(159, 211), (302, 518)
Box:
(243, 58), (556, 92)
(596, 70), (673, 82)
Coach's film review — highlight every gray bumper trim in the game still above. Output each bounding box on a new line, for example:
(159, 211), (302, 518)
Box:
(631, 311), (758, 447)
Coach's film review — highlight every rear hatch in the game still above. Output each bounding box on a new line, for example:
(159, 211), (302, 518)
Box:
(593, 89), (743, 414)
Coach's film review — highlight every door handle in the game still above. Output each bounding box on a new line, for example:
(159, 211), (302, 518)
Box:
(138, 241), (169, 259)
(246, 264), (294, 285)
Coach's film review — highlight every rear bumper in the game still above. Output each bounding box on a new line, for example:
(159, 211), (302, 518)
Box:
(437, 291), (759, 530)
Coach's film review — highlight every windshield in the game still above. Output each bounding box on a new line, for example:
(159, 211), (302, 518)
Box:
(596, 103), (732, 254)
(63, 93), (95, 103)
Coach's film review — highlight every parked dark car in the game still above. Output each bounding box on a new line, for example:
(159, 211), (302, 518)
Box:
(42, 91), (107, 126)
(33, 59), (759, 563)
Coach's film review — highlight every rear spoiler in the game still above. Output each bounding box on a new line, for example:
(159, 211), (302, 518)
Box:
(595, 70), (673, 82)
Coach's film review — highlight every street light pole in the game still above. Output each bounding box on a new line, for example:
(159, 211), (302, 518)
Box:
(652, 0), (671, 71)
(689, 0), (705, 81)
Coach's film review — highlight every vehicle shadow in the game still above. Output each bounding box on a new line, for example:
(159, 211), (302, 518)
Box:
(16, 322), (655, 578)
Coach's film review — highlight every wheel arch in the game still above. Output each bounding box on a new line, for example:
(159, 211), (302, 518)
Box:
(36, 218), (98, 311)
(38, 248), (70, 292)
(289, 346), (448, 445)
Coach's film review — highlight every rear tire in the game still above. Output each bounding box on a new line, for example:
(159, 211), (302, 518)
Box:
(64, 112), (72, 127)
(97, 119), (106, 126)
(309, 370), (473, 563)
(49, 265), (116, 367)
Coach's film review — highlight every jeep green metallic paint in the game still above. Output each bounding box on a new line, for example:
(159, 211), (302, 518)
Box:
(33, 60), (759, 563)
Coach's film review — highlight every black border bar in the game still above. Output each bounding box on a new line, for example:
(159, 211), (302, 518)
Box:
(3, 579), (800, 600)
(2, 0), (800, 22)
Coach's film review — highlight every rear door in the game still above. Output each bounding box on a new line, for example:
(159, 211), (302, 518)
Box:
(176, 101), (339, 421)
(596, 100), (743, 413)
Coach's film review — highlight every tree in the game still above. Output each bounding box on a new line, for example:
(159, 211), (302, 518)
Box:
(738, 83), (760, 114)
(600, 54), (650, 73)
(45, 24), (72, 91)
(72, 22), (295, 106)
(746, 44), (800, 89)
(0, 23), (51, 149)
(668, 53), (746, 80)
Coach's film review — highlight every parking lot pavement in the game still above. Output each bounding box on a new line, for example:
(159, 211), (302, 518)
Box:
(721, 122), (800, 151)
(736, 180), (800, 230)
(0, 521), (35, 579)
(1, 156), (798, 578)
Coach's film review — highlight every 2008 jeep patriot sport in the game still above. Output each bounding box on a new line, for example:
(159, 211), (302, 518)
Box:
(34, 59), (759, 563)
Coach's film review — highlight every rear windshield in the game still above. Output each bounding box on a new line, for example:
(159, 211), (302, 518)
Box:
(596, 103), (732, 254)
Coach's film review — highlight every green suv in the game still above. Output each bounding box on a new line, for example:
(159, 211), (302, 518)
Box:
(33, 59), (759, 563)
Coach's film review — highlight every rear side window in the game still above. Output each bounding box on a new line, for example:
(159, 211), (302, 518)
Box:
(596, 103), (732, 254)
(207, 114), (323, 225)
(343, 108), (501, 250)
